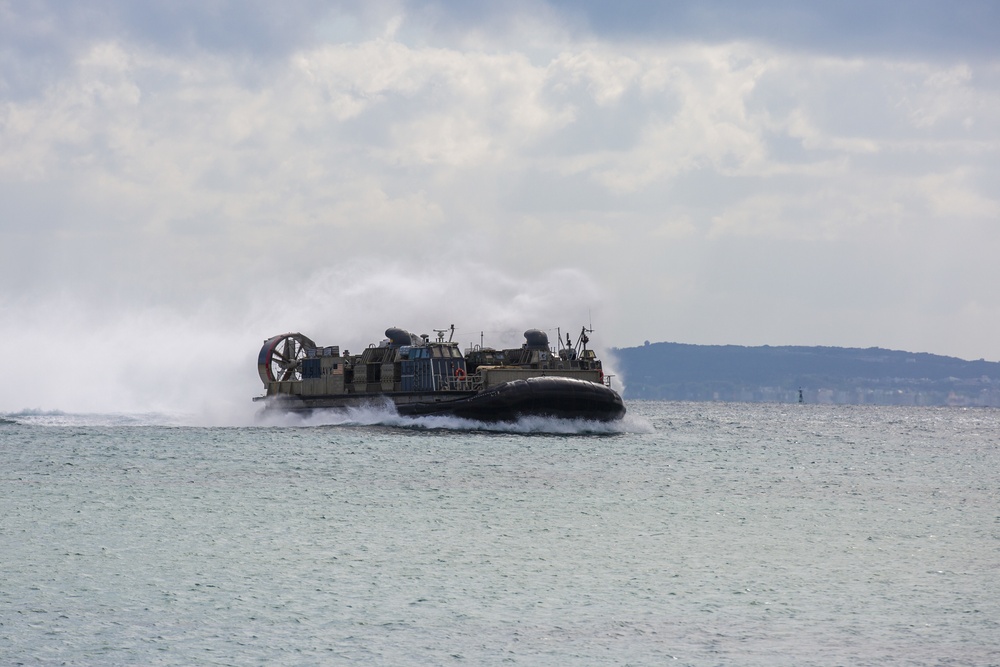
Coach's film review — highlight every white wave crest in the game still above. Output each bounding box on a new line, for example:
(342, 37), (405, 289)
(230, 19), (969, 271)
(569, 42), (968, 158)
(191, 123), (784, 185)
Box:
(252, 401), (653, 434)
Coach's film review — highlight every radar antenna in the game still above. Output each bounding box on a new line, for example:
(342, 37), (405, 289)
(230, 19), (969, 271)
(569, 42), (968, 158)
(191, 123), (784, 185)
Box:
(574, 325), (593, 356)
(433, 324), (456, 343)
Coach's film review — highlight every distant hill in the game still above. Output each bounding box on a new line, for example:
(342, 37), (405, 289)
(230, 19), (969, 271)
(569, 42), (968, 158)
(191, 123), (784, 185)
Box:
(612, 342), (1000, 407)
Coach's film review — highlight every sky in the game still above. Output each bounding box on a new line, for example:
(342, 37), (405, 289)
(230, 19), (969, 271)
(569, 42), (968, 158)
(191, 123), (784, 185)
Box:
(1, 0), (999, 414)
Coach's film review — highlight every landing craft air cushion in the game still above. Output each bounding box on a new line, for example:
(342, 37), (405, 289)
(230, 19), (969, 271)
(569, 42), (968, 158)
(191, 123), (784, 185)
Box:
(254, 326), (626, 422)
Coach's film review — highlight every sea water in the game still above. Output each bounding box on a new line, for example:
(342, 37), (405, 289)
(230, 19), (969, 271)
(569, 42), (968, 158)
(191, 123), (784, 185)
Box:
(2, 402), (998, 666)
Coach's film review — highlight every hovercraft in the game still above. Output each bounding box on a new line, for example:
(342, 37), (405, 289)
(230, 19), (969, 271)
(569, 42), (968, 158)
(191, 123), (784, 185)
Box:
(254, 325), (625, 422)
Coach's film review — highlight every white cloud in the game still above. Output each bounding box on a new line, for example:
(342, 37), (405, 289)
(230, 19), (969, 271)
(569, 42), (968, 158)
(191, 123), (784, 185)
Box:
(1, 1), (999, 384)
(919, 169), (1000, 218)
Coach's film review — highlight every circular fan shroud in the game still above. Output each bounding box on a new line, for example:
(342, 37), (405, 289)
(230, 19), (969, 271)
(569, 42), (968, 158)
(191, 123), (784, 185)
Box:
(258, 333), (316, 384)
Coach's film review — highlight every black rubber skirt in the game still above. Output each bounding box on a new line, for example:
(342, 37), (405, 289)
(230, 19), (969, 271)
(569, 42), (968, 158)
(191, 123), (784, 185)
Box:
(396, 376), (626, 422)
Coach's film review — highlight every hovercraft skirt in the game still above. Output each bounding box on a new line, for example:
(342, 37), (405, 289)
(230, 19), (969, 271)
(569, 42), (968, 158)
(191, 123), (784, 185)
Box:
(396, 376), (626, 422)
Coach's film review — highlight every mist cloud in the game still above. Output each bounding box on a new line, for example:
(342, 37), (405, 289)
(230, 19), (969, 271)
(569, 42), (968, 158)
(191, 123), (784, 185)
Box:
(0, 262), (612, 414)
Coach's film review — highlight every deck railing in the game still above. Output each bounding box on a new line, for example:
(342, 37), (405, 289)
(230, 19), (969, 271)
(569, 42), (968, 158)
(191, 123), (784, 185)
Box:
(433, 373), (483, 392)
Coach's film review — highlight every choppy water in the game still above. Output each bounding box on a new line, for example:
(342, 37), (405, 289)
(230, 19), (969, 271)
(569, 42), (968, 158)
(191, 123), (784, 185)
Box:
(2, 402), (998, 666)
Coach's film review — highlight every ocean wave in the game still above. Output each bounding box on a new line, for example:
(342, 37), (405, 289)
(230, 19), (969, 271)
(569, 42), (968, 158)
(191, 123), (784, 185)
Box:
(4, 408), (69, 418)
(0, 411), (186, 428)
(253, 403), (653, 434)
(1, 404), (653, 434)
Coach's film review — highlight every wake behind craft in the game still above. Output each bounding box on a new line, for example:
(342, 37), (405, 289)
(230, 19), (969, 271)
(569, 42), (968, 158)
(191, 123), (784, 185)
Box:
(255, 325), (625, 422)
